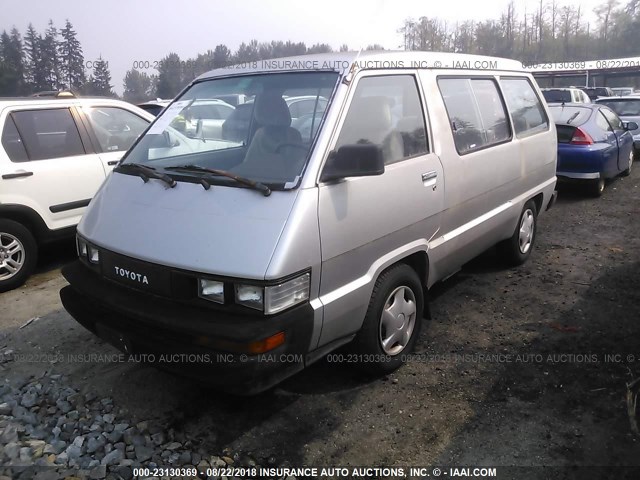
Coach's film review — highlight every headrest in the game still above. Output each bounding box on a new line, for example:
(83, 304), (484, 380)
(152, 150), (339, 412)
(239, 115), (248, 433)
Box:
(349, 96), (393, 132)
(254, 93), (291, 127)
(338, 96), (393, 145)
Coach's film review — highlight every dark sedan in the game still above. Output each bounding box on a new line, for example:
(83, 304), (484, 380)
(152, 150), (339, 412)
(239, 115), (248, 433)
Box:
(549, 103), (637, 196)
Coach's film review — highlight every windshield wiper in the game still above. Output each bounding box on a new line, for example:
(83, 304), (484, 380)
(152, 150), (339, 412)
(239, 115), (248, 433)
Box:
(566, 112), (580, 125)
(116, 163), (177, 188)
(165, 165), (271, 196)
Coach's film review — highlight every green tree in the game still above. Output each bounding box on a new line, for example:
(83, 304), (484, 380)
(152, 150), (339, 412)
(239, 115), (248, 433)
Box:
(123, 68), (154, 103)
(307, 43), (333, 54)
(235, 40), (260, 62)
(84, 56), (113, 96)
(24, 23), (46, 92)
(212, 44), (231, 68)
(0, 28), (26, 95)
(40, 20), (61, 90)
(156, 52), (183, 98)
(59, 20), (85, 91)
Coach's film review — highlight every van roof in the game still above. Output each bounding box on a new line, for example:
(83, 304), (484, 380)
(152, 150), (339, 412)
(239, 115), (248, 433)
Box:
(0, 97), (130, 107)
(196, 51), (525, 81)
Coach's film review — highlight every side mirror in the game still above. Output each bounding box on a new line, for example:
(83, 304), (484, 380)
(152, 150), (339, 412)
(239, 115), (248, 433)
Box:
(320, 144), (385, 182)
(624, 121), (638, 131)
(160, 130), (179, 148)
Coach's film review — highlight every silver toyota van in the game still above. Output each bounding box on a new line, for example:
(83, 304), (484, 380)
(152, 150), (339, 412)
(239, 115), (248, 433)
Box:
(60, 52), (557, 394)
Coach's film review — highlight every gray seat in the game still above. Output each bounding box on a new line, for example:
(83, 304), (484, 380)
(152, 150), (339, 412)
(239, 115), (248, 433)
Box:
(233, 93), (304, 181)
(335, 96), (403, 164)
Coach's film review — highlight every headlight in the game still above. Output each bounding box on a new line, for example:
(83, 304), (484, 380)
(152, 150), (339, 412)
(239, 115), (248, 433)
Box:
(199, 279), (224, 304)
(77, 236), (88, 257)
(88, 246), (100, 264)
(235, 284), (264, 311)
(265, 273), (310, 315)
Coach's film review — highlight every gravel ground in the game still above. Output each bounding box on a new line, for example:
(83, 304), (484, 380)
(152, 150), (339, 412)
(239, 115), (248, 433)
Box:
(1, 171), (640, 480)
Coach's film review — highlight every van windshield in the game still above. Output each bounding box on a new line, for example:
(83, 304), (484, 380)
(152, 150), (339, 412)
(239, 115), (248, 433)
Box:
(123, 72), (338, 189)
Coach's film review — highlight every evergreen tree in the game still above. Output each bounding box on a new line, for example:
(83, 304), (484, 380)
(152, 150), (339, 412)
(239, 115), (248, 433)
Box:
(123, 69), (153, 103)
(40, 20), (61, 90)
(212, 44), (230, 68)
(0, 28), (25, 95)
(24, 23), (46, 92)
(91, 56), (113, 96)
(59, 20), (85, 91)
(307, 43), (333, 54)
(156, 53), (183, 98)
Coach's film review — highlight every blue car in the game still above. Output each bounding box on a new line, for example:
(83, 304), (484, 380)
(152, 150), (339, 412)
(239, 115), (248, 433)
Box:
(549, 103), (638, 196)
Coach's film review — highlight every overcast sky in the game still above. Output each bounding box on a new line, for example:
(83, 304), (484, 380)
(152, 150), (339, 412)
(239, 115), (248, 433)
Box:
(1, 0), (603, 94)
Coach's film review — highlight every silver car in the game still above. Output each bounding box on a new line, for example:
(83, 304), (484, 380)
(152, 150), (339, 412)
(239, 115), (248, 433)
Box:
(60, 52), (557, 394)
(596, 96), (640, 155)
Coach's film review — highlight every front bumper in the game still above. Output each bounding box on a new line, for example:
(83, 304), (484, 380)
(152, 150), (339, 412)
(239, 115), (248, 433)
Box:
(60, 260), (313, 395)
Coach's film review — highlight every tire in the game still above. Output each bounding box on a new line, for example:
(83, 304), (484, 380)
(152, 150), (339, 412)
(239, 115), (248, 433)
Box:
(588, 177), (605, 197)
(0, 220), (38, 293)
(622, 150), (634, 177)
(498, 200), (538, 267)
(351, 263), (424, 374)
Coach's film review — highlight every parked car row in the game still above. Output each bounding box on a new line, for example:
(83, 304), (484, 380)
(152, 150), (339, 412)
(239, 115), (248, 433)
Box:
(541, 86), (640, 105)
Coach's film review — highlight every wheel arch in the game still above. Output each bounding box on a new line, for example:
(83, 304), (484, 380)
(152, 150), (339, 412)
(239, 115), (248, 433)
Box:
(0, 204), (50, 244)
(378, 250), (431, 320)
(530, 192), (544, 215)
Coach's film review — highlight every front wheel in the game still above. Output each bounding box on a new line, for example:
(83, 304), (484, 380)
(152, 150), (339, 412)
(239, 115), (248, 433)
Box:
(0, 220), (38, 293)
(498, 200), (538, 266)
(351, 264), (424, 374)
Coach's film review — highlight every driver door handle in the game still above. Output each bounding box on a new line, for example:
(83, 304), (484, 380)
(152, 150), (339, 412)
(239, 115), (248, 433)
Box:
(2, 171), (33, 180)
(422, 171), (438, 188)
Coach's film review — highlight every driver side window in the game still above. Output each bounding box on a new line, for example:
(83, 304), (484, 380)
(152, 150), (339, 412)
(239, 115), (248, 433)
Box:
(334, 75), (428, 166)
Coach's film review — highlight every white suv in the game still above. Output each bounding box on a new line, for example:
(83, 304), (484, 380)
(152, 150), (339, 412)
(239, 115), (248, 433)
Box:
(0, 97), (154, 292)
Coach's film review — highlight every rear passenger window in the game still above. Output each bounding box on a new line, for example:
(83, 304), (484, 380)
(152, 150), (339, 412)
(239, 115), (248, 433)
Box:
(499, 78), (549, 137)
(438, 78), (510, 154)
(334, 75), (428, 165)
(11, 108), (85, 161)
(1, 116), (29, 162)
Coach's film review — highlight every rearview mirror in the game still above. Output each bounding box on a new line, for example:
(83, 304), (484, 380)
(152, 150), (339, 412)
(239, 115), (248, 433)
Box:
(320, 144), (385, 182)
(624, 121), (638, 131)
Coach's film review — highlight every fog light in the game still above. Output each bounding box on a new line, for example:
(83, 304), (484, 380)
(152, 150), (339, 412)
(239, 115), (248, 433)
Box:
(88, 246), (100, 264)
(235, 284), (264, 311)
(199, 279), (224, 304)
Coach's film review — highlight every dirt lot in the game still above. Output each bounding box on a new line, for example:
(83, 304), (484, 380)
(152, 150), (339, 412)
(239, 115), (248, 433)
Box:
(2, 170), (640, 478)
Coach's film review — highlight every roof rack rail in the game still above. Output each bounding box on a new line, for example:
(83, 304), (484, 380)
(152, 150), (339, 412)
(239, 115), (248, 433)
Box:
(30, 90), (76, 98)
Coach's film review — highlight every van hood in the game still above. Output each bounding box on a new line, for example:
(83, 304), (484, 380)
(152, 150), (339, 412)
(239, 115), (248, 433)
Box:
(79, 172), (298, 279)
